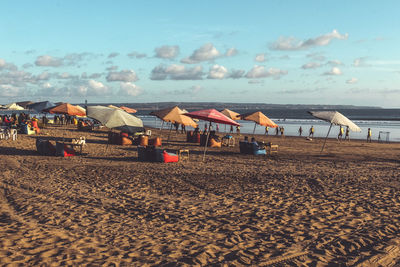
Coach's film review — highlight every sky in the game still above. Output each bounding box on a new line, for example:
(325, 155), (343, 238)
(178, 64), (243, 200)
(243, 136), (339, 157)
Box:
(0, 1), (399, 107)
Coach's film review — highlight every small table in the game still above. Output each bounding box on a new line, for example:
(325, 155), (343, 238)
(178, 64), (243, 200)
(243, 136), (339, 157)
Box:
(222, 135), (235, 147)
(178, 149), (190, 161)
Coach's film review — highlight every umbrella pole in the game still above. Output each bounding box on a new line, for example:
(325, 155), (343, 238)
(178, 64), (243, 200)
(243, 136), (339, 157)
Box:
(202, 122), (212, 162)
(167, 123), (173, 145)
(252, 122), (257, 135)
(321, 123), (333, 152)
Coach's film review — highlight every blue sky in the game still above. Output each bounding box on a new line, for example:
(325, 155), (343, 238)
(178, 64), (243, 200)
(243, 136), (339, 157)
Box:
(1, 1), (399, 107)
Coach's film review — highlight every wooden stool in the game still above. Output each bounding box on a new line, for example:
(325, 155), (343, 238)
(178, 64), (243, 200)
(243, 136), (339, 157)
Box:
(267, 144), (278, 155)
(178, 149), (189, 161)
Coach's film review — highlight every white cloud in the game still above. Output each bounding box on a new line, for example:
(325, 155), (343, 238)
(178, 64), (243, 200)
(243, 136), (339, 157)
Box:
(207, 64), (228, 79)
(0, 84), (24, 97)
(181, 43), (220, 64)
(165, 85), (203, 96)
(127, 51), (147, 59)
(35, 55), (63, 67)
(0, 59), (5, 69)
(270, 29), (348, 51)
(154, 45), (180, 59)
(108, 52), (119, 58)
(150, 64), (203, 80)
(353, 57), (369, 67)
(301, 62), (321, 69)
(323, 67), (342, 75)
(255, 53), (266, 62)
(245, 65), (288, 79)
(327, 60), (343, 66)
(87, 79), (110, 95)
(36, 71), (51, 80)
(228, 69), (245, 79)
(346, 77), (358, 84)
(106, 70), (138, 82)
(119, 82), (142, 96)
(225, 48), (238, 57)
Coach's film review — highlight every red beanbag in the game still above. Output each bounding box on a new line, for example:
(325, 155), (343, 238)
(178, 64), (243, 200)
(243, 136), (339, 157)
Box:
(163, 151), (178, 163)
(63, 145), (76, 157)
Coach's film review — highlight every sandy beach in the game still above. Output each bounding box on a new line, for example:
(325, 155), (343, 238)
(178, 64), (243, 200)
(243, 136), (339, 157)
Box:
(1, 124), (400, 266)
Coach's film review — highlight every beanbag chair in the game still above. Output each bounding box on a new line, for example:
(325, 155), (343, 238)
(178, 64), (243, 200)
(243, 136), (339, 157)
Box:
(56, 142), (76, 157)
(163, 151), (179, 163)
(210, 138), (222, 148)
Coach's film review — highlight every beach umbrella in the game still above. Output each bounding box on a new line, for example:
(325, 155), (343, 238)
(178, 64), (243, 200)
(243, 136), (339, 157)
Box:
(239, 111), (278, 135)
(87, 105), (144, 134)
(184, 109), (240, 161)
(3, 103), (25, 110)
(45, 103), (86, 116)
(27, 101), (56, 113)
(119, 106), (137, 114)
(16, 101), (34, 109)
(308, 110), (362, 152)
(220, 108), (241, 120)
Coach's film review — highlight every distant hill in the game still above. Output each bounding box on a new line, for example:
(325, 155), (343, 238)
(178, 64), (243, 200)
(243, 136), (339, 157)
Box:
(83, 102), (381, 111)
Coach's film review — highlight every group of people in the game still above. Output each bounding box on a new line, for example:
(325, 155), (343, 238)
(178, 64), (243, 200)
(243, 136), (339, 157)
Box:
(1, 113), (31, 127)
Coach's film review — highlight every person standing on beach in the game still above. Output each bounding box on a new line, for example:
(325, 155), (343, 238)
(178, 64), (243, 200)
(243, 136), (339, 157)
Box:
(280, 126), (285, 137)
(345, 126), (350, 141)
(298, 126), (303, 136)
(265, 126), (269, 136)
(236, 126), (240, 135)
(275, 127), (279, 136)
(309, 126), (314, 138)
(367, 128), (372, 142)
(216, 123), (219, 133)
(229, 125), (234, 134)
(338, 126), (344, 141)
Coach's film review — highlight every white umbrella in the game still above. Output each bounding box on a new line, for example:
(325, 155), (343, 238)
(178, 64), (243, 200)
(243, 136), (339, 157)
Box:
(87, 105), (144, 134)
(3, 103), (25, 110)
(309, 111), (361, 151)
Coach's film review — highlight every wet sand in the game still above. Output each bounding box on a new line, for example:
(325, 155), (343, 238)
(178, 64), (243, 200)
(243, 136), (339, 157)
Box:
(1, 124), (400, 266)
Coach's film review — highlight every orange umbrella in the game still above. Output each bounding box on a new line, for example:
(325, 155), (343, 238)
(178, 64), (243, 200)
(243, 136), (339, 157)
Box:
(46, 103), (86, 116)
(119, 106), (137, 114)
(220, 108), (240, 120)
(150, 106), (197, 128)
(240, 111), (278, 135)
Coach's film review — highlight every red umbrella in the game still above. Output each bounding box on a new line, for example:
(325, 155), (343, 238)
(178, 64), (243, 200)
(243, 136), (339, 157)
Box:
(184, 109), (240, 161)
(184, 109), (240, 126)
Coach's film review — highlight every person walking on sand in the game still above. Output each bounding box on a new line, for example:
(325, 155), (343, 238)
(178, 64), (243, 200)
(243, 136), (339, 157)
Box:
(338, 126), (344, 141)
(229, 125), (234, 134)
(309, 126), (314, 138)
(345, 126), (350, 141)
(275, 127), (279, 136)
(265, 126), (269, 136)
(236, 125), (240, 135)
(367, 128), (372, 142)
(298, 126), (303, 136)
(280, 126), (285, 137)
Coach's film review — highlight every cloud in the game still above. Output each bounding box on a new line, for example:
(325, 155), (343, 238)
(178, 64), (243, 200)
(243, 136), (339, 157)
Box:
(87, 79), (110, 95)
(36, 71), (51, 81)
(150, 64), (203, 80)
(106, 65), (119, 71)
(255, 53), (266, 62)
(245, 65), (288, 79)
(353, 57), (369, 67)
(181, 43), (220, 64)
(106, 69), (138, 82)
(35, 55), (63, 67)
(154, 45), (180, 59)
(307, 52), (326, 61)
(225, 48), (238, 57)
(0, 59), (5, 69)
(327, 60), (343, 66)
(165, 85), (203, 96)
(228, 69), (245, 79)
(270, 29), (348, 51)
(119, 82), (142, 96)
(323, 67), (342, 75)
(108, 52), (119, 58)
(0, 59), (17, 71)
(127, 51), (147, 59)
(207, 64), (228, 79)
(301, 62), (321, 69)
(248, 80), (264, 84)
(0, 84), (26, 97)
(346, 77), (358, 84)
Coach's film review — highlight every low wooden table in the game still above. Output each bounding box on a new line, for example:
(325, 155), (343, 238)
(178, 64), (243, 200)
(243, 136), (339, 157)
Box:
(177, 149), (190, 161)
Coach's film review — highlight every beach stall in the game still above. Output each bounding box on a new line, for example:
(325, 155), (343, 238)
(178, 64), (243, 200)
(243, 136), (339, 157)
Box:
(184, 109), (240, 161)
(239, 111), (278, 135)
(309, 110), (361, 152)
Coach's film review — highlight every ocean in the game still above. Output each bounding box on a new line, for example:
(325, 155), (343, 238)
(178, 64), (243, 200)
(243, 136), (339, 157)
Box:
(2, 108), (399, 142)
(137, 108), (400, 142)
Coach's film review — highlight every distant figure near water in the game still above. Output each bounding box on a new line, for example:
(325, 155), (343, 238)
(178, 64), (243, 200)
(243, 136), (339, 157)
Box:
(367, 128), (372, 142)
(309, 126), (315, 138)
(298, 126), (303, 136)
(345, 126), (350, 141)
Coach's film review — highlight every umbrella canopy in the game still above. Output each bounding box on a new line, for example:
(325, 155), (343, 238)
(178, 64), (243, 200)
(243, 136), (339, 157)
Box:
(3, 103), (25, 110)
(220, 108), (241, 120)
(240, 111), (278, 128)
(150, 106), (198, 127)
(87, 105), (144, 134)
(308, 111), (361, 132)
(184, 109), (240, 126)
(27, 101), (56, 112)
(17, 101), (34, 109)
(46, 103), (86, 116)
(119, 106), (137, 114)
